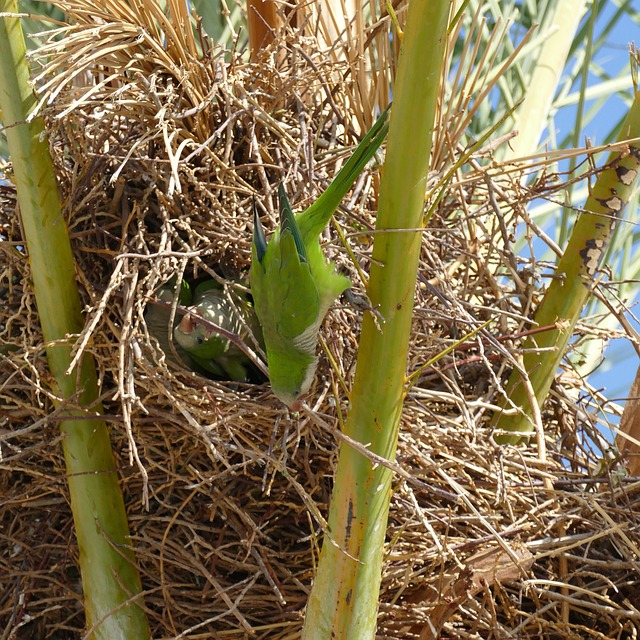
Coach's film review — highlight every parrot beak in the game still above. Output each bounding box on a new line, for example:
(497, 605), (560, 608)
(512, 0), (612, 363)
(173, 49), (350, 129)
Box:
(178, 314), (195, 334)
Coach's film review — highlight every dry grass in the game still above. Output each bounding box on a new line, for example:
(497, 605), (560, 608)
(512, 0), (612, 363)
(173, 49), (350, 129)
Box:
(1, 1), (639, 638)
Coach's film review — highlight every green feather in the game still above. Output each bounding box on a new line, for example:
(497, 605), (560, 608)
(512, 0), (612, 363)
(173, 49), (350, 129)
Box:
(278, 184), (307, 262)
(297, 104), (391, 241)
(251, 106), (390, 407)
(253, 199), (268, 263)
(174, 283), (262, 382)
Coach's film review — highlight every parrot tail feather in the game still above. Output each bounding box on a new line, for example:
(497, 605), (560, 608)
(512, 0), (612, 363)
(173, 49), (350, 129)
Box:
(253, 200), (268, 263)
(279, 184), (308, 262)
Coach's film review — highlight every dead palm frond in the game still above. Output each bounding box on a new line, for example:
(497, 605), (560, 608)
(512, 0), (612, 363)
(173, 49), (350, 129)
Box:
(1, 0), (640, 638)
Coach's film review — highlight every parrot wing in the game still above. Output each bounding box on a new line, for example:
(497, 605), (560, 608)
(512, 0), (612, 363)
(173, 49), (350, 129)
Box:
(270, 226), (321, 341)
(253, 187), (321, 343)
(263, 186), (321, 341)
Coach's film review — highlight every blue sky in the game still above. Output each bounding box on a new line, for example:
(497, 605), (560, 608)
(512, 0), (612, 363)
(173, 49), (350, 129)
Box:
(541, 1), (640, 405)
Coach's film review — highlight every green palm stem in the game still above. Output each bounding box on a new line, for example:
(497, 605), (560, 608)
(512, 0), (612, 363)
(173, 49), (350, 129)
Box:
(493, 87), (640, 444)
(0, 4), (150, 638)
(302, 0), (450, 636)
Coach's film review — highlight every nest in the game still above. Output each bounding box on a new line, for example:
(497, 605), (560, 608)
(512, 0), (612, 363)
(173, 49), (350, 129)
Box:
(1, 4), (639, 639)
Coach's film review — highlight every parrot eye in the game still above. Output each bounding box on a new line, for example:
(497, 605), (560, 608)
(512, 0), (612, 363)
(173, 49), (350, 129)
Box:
(196, 335), (204, 345)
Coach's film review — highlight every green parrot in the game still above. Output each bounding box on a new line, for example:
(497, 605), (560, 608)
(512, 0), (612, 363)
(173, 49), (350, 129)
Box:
(173, 279), (263, 382)
(251, 106), (390, 409)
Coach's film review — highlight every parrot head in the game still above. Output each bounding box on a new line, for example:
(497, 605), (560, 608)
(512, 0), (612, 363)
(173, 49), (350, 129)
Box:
(174, 314), (228, 358)
(266, 345), (318, 411)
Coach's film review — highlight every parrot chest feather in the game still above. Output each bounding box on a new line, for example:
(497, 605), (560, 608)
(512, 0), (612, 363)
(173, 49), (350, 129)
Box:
(292, 322), (321, 354)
